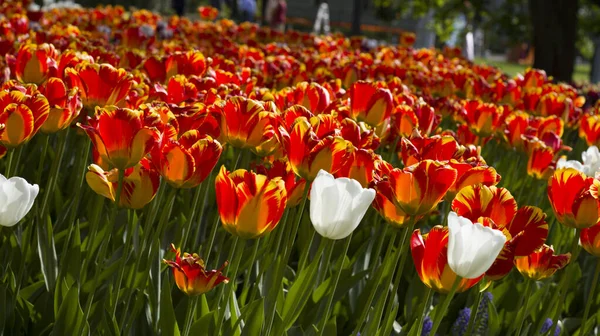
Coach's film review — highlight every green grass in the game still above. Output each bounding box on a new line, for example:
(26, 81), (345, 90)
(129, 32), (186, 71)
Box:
(474, 57), (591, 83)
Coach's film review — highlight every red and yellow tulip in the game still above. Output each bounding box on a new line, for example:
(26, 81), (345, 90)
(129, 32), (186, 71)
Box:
(85, 158), (160, 209)
(0, 87), (49, 147)
(79, 106), (159, 170)
(514, 245), (571, 281)
(548, 168), (600, 229)
(163, 243), (228, 296)
(215, 166), (287, 239)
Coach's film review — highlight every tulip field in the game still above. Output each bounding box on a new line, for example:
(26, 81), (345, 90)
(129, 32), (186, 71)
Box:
(2, 2), (600, 335)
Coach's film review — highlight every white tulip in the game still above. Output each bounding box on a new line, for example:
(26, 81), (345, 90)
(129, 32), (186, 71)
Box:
(309, 170), (375, 240)
(447, 212), (506, 279)
(0, 174), (39, 227)
(556, 146), (600, 177)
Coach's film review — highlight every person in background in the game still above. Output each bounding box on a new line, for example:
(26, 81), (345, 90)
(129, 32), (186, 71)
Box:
(172, 0), (185, 16)
(239, 0), (257, 23)
(313, 0), (330, 35)
(270, 0), (287, 32)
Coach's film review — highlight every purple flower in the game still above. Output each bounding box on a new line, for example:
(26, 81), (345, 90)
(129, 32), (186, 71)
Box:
(540, 318), (560, 336)
(422, 315), (433, 336)
(451, 307), (471, 336)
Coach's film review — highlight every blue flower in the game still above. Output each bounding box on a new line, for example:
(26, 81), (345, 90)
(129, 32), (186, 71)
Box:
(422, 315), (433, 336)
(451, 307), (471, 336)
(540, 318), (560, 336)
(475, 292), (493, 334)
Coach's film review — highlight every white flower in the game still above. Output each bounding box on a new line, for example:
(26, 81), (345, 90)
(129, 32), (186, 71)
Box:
(0, 174), (39, 227)
(309, 170), (375, 240)
(447, 212), (506, 279)
(556, 146), (600, 177)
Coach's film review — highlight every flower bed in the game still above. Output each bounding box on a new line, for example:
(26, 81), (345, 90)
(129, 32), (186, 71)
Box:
(0, 2), (599, 335)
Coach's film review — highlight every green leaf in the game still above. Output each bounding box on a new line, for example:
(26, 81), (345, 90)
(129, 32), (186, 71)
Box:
(53, 285), (87, 336)
(282, 254), (320, 330)
(241, 298), (264, 336)
(160, 277), (181, 336)
(37, 216), (58, 292)
(189, 311), (216, 335)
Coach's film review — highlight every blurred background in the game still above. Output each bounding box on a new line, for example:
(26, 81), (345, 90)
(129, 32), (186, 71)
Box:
(47, 0), (600, 84)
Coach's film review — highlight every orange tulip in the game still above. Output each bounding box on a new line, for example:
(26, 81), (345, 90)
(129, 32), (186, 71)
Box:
(255, 159), (306, 208)
(400, 133), (462, 167)
(526, 140), (556, 180)
(452, 185), (517, 228)
(548, 168), (600, 229)
(411, 226), (482, 293)
(580, 114), (600, 147)
(400, 32), (416, 47)
(0, 88), (49, 147)
(13, 43), (58, 85)
(293, 82), (331, 114)
(65, 62), (133, 110)
(215, 166), (287, 239)
(85, 158), (160, 209)
(445, 159), (501, 199)
(581, 222), (600, 257)
(337, 149), (386, 188)
(392, 105), (419, 137)
(372, 175), (409, 227)
(462, 100), (504, 138)
(79, 106), (159, 170)
(163, 244), (228, 296)
(38, 77), (82, 133)
(151, 130), (222, 188)
(286, 117), (354, 181)
(214, 97), (279, 149)
(514, 245), (570, 281)
(349, 81), (393, 128)
(378, 160), (457, 217)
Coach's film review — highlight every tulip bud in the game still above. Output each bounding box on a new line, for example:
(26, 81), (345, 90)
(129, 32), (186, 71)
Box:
(447, 212), (506, 279)
(309, 170), (375, 240)
(0, 174), (39, 227)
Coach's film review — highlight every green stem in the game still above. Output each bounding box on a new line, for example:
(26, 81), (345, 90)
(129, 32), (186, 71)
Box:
(239, 237), (261, 306)
(580, 258), (600, 335)
(548, 228), (582, 335)
(265, 185), (309, 335)
(39, 129), (70, 219)
(319, 234), (352, 335)
(464, 288), (485, 336)
(110, 209), (137, 318)
(182, 296), (199, 336)
(514, 279), (533, 336)
(81, 168), (125, 332)
(297, 230), (316, 273)
(181, 180), (208, 249)
(215, 237), (244, 332)
(5, 145), (23, 178)
(429, 276), (462, 336)
(372, 219), (416, 335)
(413, 286), (433, 336)
(353, 225), (399, 335)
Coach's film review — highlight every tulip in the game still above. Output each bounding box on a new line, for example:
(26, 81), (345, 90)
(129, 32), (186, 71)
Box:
(65, 62), (133, 110)
(151, 131), (222, 188)
(85, 159), (160, 209)
(445, 159), (501, 200)
(447, 212), (507, 279)
(411, 226), (482, 293)
(13, 43), (58, 85)
(79, 106), (159, 170)
(163, 244), (228, 296)
(514, 245), (571, 281)
(462, 100), (504, 138)
(349, 81), (393, 128)
(309, 170), (375, 240)
(0, 174), (39, 227)
(215, 166), (287, 239)
(0, 88), (50, 147)
(286, 117), (354, 181)
(548, 168), (600, 229)
(255, 159), (306, 208)
(380, 160), (457, 218)
(581, 222), (600, 257)
(39, 77), (82, 133)
(556, 145), (600, 177)
(580, 114), (600, 147)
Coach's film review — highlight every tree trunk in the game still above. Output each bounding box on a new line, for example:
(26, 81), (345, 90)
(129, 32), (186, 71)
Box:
(591, 37), (600, 83)
(529, 0), (578, 83)
(351, 0), (362, 36)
